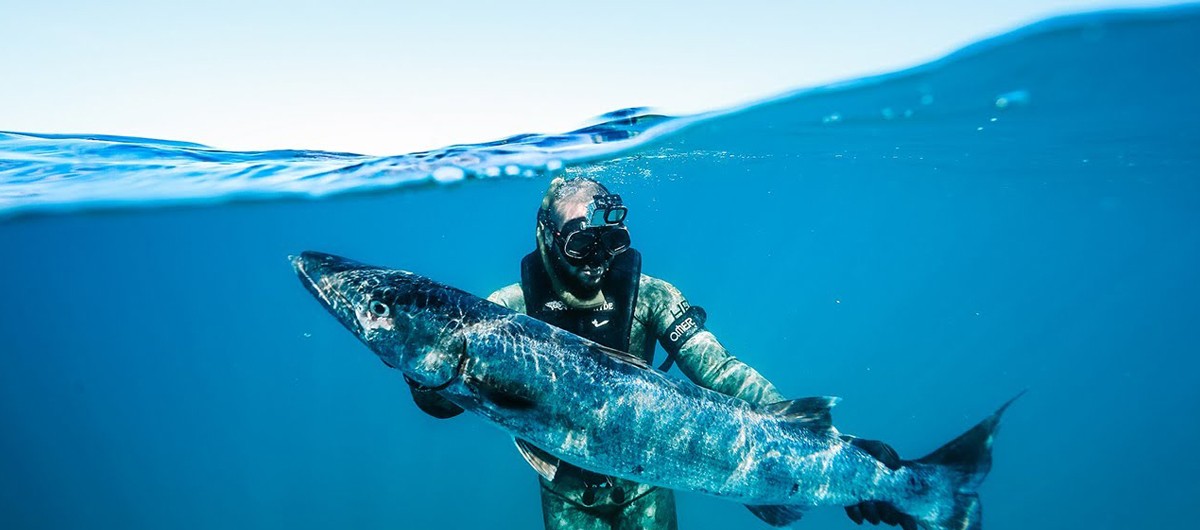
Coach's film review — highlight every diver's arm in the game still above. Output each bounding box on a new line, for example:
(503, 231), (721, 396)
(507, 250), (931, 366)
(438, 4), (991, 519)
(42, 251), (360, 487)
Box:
(643, 276), (785, 405)
(674, 331), (785, 405)
(487, 283), (526, 313)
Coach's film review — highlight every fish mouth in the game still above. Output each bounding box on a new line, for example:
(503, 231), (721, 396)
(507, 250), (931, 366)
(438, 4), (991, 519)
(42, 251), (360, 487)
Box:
(291, 251), (361, 326)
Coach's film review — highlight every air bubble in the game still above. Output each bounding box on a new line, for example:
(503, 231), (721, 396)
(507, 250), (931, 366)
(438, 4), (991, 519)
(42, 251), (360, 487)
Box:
(995, 90), (1031, 109)
(431, 166), (465, 183)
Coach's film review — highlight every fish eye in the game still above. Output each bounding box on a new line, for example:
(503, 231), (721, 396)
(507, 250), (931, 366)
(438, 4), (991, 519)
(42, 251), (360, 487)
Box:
(368, 300), (390, 317)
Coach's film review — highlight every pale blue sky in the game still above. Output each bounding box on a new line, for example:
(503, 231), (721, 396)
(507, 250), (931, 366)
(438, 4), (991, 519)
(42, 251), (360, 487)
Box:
(0, 1), (1174, 154)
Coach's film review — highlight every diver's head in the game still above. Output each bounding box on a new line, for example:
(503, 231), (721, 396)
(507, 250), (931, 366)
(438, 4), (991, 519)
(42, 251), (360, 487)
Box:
(536, 177), (631, 298)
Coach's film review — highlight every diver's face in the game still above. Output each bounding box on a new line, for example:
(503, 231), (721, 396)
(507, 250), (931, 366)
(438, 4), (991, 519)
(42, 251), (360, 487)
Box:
(544, 205), (614, 295)
(554, 219), (610, 287)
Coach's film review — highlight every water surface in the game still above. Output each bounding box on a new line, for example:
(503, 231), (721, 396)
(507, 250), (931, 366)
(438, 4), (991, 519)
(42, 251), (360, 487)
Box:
(1, 6), (1197, 529)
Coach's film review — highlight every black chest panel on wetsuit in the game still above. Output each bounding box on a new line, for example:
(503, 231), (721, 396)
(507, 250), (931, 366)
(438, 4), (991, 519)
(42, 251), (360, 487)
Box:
(520, 249), (642, 495)
(520, 248), (641, 353)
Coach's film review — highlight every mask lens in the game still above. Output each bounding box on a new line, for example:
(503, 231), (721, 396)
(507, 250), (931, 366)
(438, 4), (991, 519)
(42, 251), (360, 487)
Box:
(600, 228), (630, 254)
(562, 230), (599, 259)
(588, 209), (608, 227)
(603, 206), (627, 225)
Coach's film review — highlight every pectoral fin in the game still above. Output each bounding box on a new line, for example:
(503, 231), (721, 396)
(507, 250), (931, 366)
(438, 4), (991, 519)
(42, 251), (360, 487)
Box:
(407, 385), (465, 419)
(514, 438), (559, 481)
(746, 504), (805, 527)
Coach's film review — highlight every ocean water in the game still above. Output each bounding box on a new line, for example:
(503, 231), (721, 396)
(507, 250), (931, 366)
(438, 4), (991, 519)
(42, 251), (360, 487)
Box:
(2, 5), (1198, 530)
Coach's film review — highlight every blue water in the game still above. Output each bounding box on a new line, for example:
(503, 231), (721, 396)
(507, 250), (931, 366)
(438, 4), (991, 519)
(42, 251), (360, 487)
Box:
(2, 6), (1198, 529)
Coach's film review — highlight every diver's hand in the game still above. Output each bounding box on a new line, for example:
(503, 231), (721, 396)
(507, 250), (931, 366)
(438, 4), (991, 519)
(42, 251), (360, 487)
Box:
(842, 437), (917, 530)
(846, 501), (916, 530)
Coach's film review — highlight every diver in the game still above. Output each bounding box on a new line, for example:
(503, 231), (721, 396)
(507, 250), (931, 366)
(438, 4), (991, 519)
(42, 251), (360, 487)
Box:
(407, 177), (914, 530)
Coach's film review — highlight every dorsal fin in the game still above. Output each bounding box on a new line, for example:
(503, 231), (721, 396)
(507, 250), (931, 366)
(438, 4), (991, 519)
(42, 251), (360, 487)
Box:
(592, 342), (652, 370)
(759, 396), (840, 435)
(514, 438), (560, 481)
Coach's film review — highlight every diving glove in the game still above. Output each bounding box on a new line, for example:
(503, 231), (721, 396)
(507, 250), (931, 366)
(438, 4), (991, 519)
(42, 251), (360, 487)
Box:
(842, 436), (917, 530)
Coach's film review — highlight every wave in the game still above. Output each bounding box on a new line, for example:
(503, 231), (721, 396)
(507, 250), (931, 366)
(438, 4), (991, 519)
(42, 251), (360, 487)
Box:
(1, 4), (1196, 220)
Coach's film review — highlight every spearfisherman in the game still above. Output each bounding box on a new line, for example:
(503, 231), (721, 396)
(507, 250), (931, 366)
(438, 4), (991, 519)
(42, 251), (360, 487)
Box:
(407, 177), (913, 530)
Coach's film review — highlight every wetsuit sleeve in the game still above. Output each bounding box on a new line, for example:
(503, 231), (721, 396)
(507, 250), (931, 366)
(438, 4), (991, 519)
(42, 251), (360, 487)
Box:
(642, 276), (786, 405)
(487, 283), (527, 314)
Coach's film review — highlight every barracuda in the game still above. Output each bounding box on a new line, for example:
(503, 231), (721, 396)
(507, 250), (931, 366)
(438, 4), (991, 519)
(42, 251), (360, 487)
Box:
(292, 251), (1016, 529)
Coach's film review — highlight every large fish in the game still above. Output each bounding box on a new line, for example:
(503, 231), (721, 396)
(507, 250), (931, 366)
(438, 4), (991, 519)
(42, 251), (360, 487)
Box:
(292, 251), (1016, 529)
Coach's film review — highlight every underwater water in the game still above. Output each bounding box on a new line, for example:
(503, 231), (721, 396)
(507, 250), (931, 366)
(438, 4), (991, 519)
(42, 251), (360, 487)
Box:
(2, 5), (1198, 529)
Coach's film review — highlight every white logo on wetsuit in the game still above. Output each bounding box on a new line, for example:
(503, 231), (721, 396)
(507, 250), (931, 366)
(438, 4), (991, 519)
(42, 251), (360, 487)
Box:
(668, 317), (698, 342)
(592, 319), (610, 328)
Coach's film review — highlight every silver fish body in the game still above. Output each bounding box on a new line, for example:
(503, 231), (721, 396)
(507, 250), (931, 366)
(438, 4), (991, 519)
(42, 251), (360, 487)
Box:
(293, 251), (1012, 529)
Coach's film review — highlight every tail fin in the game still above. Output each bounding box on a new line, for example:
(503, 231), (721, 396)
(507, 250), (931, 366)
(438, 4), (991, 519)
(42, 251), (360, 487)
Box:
(908, 392), (1023, 530)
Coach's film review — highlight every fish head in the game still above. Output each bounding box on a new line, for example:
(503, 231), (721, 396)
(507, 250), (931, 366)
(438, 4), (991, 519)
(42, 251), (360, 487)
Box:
(292, 251), (470, 390)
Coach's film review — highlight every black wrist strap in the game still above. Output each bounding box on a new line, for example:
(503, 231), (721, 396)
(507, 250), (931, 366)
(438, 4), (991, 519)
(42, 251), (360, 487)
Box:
(657, 305), (707, 371)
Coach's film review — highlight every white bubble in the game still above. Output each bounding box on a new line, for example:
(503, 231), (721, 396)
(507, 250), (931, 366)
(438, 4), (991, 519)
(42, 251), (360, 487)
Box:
(504, 165), (520, 176)
(545, 159), (564, 171)
(484, 166), (501, 177)
(822, 113), (842, 124)
(995, 89), (1031, 109)
(432, 166), (465, 183)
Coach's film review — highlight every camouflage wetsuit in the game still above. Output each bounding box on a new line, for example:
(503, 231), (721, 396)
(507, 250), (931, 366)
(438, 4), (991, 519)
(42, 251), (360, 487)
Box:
(487, 274), (785, 530)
